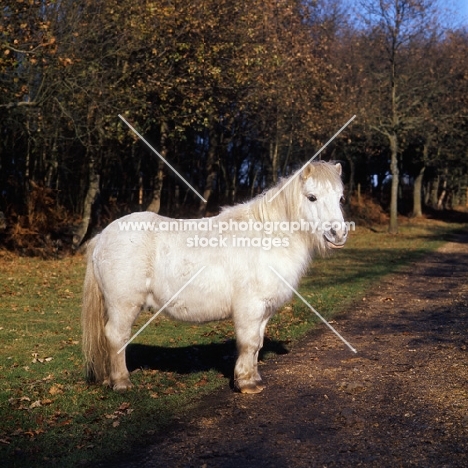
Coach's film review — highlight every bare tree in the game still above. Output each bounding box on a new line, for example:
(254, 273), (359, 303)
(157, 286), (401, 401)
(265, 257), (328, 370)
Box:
(358, 0), (441, 232)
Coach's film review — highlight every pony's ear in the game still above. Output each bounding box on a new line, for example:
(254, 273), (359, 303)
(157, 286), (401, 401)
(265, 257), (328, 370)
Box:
(301, 164), (315, 179)
(335, 163), (342, 175)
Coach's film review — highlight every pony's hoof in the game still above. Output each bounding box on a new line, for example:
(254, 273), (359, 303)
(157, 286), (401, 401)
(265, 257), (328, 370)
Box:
(235, 380), (265, 394)
(239, 383), (264, 394)
(112, 380), (133, 392)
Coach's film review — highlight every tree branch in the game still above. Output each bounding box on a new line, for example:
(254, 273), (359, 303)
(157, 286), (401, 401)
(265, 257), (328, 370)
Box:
(4, 41), (54, 55)
(0, 101), (39, 109)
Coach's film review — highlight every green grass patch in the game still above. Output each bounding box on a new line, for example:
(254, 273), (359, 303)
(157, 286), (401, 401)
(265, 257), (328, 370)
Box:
(0, 219), (465, 466)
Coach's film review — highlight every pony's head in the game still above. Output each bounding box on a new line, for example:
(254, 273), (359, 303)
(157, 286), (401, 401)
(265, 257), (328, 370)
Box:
(299, 161), (348, 250)
(249, 160), (348, 253)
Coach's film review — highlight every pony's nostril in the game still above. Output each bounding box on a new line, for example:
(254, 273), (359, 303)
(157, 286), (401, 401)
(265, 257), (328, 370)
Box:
(330, 228), (337, 237)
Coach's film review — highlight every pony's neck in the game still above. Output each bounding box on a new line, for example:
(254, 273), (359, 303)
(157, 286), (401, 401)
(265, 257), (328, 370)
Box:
(246, 177), (328, 256)
(246, 178), (299, 224)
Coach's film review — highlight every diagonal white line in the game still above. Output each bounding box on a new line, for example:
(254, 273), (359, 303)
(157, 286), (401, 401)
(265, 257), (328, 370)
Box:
(268, 115), (356, 203)
(268, 266), (357, 353)
(118, 114), (207, 203)
(117, 266), (207, 354)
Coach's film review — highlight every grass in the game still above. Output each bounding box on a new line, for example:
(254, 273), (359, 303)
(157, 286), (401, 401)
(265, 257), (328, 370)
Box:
(0, 218), (466, 467)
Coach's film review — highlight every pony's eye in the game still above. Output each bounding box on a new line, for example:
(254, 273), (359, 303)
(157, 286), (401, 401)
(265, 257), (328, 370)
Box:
(340, 196), (345, 204)
(307, 194), (317, 202)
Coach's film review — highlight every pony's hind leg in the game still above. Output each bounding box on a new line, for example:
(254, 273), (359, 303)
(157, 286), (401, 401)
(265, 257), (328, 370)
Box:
(233, 310), (270, 394)
(105, 304), (140, 392)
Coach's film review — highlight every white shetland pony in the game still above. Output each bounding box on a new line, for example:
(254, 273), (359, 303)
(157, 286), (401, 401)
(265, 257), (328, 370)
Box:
(82, 161), (348, 393)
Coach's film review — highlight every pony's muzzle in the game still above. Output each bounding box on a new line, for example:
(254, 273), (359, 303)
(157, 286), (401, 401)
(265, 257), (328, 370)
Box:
(324, 223), (348, 249)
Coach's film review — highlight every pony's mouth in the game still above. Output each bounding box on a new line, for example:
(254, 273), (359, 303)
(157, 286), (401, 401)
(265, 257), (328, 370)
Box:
(326, 240), (346, 249)
(323, 228), (348, 249)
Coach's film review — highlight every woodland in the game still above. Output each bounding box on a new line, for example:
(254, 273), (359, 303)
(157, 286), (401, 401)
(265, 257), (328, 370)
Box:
(1, 0), (467, 254)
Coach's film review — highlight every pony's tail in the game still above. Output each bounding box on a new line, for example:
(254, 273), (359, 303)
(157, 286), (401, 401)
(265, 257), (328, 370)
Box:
(81, 235), (109, 385)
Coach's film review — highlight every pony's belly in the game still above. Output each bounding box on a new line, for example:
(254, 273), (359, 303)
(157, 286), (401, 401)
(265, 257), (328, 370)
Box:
(146, 289), (232, 323)
(162, 301), (232, 323)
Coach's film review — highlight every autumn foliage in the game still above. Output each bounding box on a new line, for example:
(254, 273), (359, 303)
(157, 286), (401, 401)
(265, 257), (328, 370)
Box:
(1, 0), (467, 254)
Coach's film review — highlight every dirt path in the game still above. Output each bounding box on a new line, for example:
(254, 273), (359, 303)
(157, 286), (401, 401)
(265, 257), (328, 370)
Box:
(109, 232), (468, 468)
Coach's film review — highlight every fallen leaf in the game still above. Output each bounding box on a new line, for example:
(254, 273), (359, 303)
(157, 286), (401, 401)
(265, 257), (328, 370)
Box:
(49, 384), (64, 395)
(117, 402), (131, 412)
(29, 400), (42, 409)
(58, 419), (72, 427)
(112, 421), (120, 427)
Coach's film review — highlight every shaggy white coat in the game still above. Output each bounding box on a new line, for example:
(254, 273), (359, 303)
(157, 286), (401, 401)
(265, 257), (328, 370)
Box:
(82, 161), (347, 393)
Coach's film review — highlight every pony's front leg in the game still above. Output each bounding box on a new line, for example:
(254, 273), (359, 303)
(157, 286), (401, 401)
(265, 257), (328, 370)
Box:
(234, 312), (269, 394)
(105, 305), (139, 392)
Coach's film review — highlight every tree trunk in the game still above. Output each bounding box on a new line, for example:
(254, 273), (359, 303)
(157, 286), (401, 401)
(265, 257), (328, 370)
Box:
(437, 178), (447, 210)
(73, 158), (100, 249)
(411, 165), (425, 218)
(457, 176), (467, 208)
(388, 133), (399, 234)
(147, 161), (164, 213)
(147, 122), (168, 214)
(198, 130), (218, 217)
(451, 188), (459, 208)
(423, 180), (430, 206)
(282, 133), (293, 175)
(346, 153), (355, 200)
(138, 172), (143, 211)
(268, 133), (280, 185)
(250, 169), (259, 199)
(429, 175), (439, 208)
(25, 113), (32, 224)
